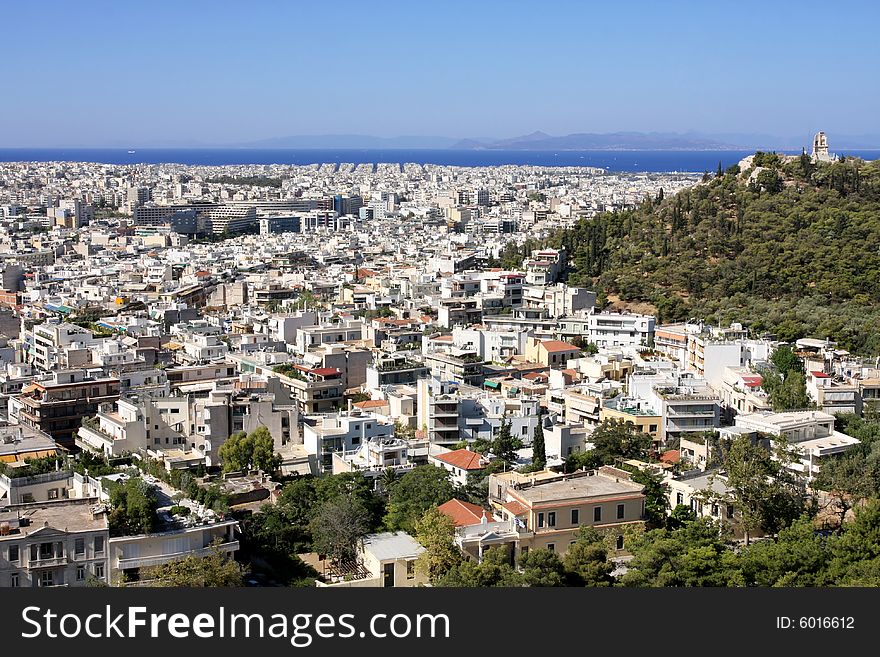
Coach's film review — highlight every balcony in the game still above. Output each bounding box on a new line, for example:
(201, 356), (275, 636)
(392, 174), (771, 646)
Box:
(115, 540), (240, 571)
(28, 555), (69, 568)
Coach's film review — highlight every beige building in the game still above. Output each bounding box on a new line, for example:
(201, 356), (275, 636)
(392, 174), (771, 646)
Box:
(490, 466), (645, 558)
(525, 338), (581, 369)
(315, 531), (427, 588)
(0, 498), (110, 587)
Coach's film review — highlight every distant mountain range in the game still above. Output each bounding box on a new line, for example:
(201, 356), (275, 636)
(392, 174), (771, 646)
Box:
(232, 131), (880, 151)
(233, 134), (462, 149)
(449, 131), (738, 151)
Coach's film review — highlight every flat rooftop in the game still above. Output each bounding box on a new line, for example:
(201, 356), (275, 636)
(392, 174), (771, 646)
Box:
(513, 473), (644, 505)
(0, 499), (107, 537)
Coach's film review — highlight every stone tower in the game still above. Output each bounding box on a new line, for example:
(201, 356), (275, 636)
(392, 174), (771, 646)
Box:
(811, 131), (833, 163)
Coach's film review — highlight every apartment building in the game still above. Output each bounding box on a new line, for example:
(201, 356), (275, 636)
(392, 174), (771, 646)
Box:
(735, 410), (861, 481)
(806, 370), (861, 416)
(587, 311), (655, 349)
(0, 498), (110, 587)
(13, 371), (121, 446)
(303, 409), (394, 472)
(490, 466), (646, 558)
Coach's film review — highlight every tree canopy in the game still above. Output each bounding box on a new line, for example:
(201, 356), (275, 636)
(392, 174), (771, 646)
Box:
(543, 156), (880, 354)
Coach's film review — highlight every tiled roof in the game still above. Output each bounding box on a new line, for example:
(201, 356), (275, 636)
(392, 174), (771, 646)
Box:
(437, 499), (487, 527)
(432, 448), (485, 470)
(540, 340), (578, 352)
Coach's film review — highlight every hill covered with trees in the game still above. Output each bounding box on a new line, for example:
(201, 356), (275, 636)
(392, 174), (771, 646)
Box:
(534, 153), (880, 354)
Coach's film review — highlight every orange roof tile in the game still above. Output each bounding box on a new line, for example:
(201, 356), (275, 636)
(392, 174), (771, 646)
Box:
(437, 499), (488, 527)
(540, 340), (578, 352)
(502, 500), (528, 516)
(353, 400), (389, 409)
(660, 449), (681, 464)
(432, 448), (485, 470)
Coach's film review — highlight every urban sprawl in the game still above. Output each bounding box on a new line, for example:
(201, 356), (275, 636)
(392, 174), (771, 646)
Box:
(0, 153), (876, 588)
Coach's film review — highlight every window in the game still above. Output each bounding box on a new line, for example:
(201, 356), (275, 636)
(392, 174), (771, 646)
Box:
(537, 512), (545, 528)
(546, 543), (555, 553)
(711, 504), (719, 517)
(94, 537), (104, 554)
(366, 424), (372, 430)
(727, 505), (735, 519)
(521, 426), (527, 435)
(594, 506), (602, 522)
(406, 560), (415, 580)
(351, 436), (360, 446)
(76, 566), (86, 582)
(48, 488), (59, 500)
(676, 492), (684, 506)
(74, 538), (85, 556)
(617, 503), (625, 520)
(9, 545), (19, 562)
(10, 573), (19, 588)
(547, 512), (556, 528)
(40, 542), (53, 559)
(616, 535), (625, 550)
(94, 564), (104, 580)
(571, 509), (579, 525)
(40, 572), (54, 587)
(649, 424), (658, 433)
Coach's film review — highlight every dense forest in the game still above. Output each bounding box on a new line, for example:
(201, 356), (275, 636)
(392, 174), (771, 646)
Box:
(507, 154), (880, 354)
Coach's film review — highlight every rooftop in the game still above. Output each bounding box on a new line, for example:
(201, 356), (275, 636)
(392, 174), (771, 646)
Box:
(511, 470), (644, 505)
(362, 531), (425, 561)
(0, 499), (107, 537)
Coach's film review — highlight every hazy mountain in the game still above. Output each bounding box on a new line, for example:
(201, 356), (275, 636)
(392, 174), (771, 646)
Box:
(216, 131), (880, 151)
(465, 131), (740, 151)
(235, 134), (461, 149)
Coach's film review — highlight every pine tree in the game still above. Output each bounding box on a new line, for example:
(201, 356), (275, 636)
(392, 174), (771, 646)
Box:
(532, 420), (546, 470)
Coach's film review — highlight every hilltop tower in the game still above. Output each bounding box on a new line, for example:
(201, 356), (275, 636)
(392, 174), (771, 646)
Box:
(811, 131), (836, 163)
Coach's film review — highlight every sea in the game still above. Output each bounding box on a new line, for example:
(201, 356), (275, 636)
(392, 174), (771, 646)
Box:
(0, 148), (878, 172)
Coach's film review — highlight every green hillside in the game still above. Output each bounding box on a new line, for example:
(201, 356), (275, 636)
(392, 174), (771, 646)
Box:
(544, 153), (880, 354)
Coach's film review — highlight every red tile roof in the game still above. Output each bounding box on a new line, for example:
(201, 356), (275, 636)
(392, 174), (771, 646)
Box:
(502, 500), (528, 516)
(432, 449), (485, 470)
(437, 499), (487, 527)
(540, 340), (578, 352)
(309, 367), (341, 377)
(660, 449), (681, 464)
(353, 400), (389, 409)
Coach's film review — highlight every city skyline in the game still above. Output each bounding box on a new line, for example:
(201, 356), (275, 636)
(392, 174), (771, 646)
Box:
(3, 0), (879, 147)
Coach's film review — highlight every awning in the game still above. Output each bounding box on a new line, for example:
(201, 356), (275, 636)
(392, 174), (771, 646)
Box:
(484, 380), (500, 389)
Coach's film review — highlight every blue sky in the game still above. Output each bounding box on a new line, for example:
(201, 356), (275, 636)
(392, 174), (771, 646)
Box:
(2, 0), (878, 146)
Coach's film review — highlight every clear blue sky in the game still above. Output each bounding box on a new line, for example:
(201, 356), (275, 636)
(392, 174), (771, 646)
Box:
(2, 0), (878, 146)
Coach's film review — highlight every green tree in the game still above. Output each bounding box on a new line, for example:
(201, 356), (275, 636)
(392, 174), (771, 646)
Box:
(737, 516), (831, 586)
(563, 526), (614, 586)
(770, 345), (803, 377)
(435, 546), (521, 587)
(309, 493), (370, 565)
(531, 420), (546, 470)
(146, 545), (245, 587)
(627, 467), (669, 528)
(620, 518), (738, 587)
(589, 418), (653, 463)
(721, 436), (807, 544)
(813, 452), (874, 528)
(218, 426), (281, 474)
(518, 548), (567, 586)
(666, 504), (697, 530)
(414, 508), (463, 584)
(492, 418), (522, 465)
(108, 477), (159, 537)
(385, 466), (455, 533)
